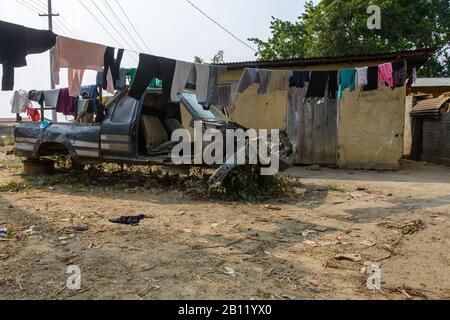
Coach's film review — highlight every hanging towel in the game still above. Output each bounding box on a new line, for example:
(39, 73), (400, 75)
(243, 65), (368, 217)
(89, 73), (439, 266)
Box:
(267, 70), (293, 93)
(56, 88), (75, 116)
(0, 21), (56, 91)
(392, 60), (407, 88)
(43, 89), (60, 108)
(52, 36), (106, 97)
(195, 63), (210, 104)
(202, 65), (227, 108)
(356, 67), (368, 86)
(10, 90), (32, 114)
(363, 66), (378, 92)
(378, 62), (394, 88)
(338, 68), (356, 99)
(103, 47), (124, 94)
(290, 71), (310, 88)
(170, 60), (195, 102)
(306, 71), (330, 98)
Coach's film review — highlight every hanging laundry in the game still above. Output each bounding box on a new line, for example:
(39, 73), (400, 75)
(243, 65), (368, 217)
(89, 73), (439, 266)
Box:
(338, 68), (356, 99)
(56, 88), (75, 116)
(103, 47), (124, 94)
(43, 89), (60, 108)
(378, 62), (394, 88)
(76, 99), (94, 123)
(305, 71), (330, 98)
(195, 63), (210, 104)
(328, 71), (338, 99)
(52, 36), (106, 97)
(10, 90), (32, 114)
(26, 107), (40, 122)
(28, 90), (44, 104)
(129, 54), (165, 100)
(392, 60), (407, 88)
(0, 20), (56, 90)
(237, 68), (272, 95)
(80, 85), (99, 115)
(362, 66), (378, 92)
(202, 65), (227, 109)
(159, 57), (176, 101)
(170, 60), (195, 102)
(267, 70), (293, 93)
(356, 67), (368, 86)
(290, 71), (310, 88)
(126, 68), (161, 88)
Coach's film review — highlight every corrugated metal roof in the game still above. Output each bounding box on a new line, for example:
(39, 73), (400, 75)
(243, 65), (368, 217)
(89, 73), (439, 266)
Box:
(221, 48), (436, 70)
(411, 96), (450, 118)
(413, 78), (450, 87)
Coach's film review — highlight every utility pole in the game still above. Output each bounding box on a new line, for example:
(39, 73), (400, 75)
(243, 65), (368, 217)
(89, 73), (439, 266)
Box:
(39, 0), (59, 122)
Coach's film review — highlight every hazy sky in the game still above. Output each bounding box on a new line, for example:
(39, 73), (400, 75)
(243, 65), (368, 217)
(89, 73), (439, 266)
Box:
(0, 0), (313, 118)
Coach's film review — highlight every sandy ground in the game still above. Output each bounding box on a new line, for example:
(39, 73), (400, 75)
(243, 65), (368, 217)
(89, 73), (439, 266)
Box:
(0, 145), (449, 300)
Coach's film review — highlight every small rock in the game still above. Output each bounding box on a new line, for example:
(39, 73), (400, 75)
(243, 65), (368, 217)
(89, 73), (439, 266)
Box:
(74, 224), (89, 232)
(314, 226), (328, 232)
(264, 205), (282, 211)
(302, 240), (318, 247)
(8, 205), (14, 209)
(177, 211), (186, 216)
(307, 165), (321, 171)
(302, 230), (317, 238)
(356, 187), (367, 191)
(334, 254), (362, 262)
(360, 240), (376, 247)
(386, 193), (393, 197)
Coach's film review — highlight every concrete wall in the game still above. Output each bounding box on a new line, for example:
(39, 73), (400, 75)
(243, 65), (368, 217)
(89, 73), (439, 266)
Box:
(220, 60), (407, 169)
(338, 85), (406, 170)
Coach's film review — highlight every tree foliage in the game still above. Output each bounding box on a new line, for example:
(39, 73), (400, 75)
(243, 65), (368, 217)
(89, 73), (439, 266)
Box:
(249, 0), (450, 76)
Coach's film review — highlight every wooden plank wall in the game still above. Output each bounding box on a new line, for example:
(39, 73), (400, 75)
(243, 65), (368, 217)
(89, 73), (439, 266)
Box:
(287, 90), (338, 165)
(422, 112), (450, 163)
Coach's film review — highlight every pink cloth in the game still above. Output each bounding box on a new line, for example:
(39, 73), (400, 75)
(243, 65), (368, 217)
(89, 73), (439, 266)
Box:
(52, 36), (106, 97)
(378, 63), (394, 88)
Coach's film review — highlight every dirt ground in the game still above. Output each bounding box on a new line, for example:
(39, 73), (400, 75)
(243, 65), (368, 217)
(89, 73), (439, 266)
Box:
(1, 144), (449, 300)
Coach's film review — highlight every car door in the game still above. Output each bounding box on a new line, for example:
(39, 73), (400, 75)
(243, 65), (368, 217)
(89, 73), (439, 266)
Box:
(100, 95), (141, 160)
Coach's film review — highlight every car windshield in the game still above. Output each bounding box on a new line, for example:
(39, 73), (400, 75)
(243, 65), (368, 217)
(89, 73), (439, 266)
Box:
(182, 92), (229, 121)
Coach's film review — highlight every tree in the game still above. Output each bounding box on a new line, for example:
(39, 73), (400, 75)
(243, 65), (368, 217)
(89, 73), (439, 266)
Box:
(194, 56), (204, 64)
(194, 50), (226, 64)
(249, 0), (450, 76)
(211, 50), (225, 64)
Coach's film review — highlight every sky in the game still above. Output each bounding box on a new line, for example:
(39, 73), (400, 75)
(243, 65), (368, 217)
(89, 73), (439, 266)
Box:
(0, 0), (313, 118)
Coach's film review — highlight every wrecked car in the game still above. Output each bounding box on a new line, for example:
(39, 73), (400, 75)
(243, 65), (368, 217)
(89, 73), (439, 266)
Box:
(13, 89), (294, 183)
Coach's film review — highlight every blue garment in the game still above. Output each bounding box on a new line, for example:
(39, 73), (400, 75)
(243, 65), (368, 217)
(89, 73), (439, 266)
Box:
(290, 71), (310, 88)
(80, 85), (99, 114)
(338, 68), (356, 99)
(96, 68), (126, 90)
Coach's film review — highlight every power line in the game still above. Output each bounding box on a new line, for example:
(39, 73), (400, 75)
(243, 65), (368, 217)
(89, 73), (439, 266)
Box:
(15, 0), (61, 34)
(114, 0), (152, 54)
(87, 0), (138, 53)
(184, 0), (257, 53)
(100, 0), (144, 53)
(77, 0), (138, 64)
(22, 0), (79, 38)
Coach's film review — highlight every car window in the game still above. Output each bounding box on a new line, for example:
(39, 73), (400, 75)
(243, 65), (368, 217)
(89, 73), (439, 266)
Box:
(111, 96), (137, 124)
(182, 93), (229, 121)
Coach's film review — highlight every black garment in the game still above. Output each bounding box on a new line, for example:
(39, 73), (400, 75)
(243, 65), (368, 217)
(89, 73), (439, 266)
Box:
(0, 20), (56, 90)
(28, 90), (44, 104)
(306, 71), (333, 98)
(109, 214), (146, 226)
(128, 54), (162, 100)
(363, 66), (378, 91)
(103, 47), (124, 91)
(328, 70), (338, 99)
(160, 57), (176, 101)
(290, 71), (310, 88)
(392, 60), (407, 88)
